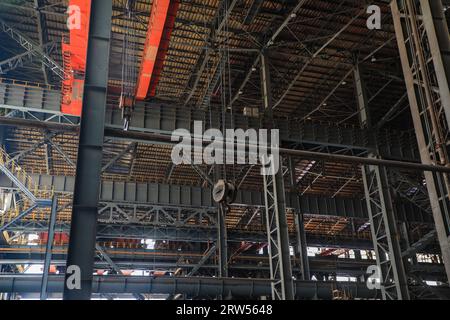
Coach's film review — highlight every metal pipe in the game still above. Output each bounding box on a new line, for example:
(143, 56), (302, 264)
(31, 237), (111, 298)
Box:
(0, 275), (382, 299)
(105, 127), (450, 174)
(1, 116), (449, 173)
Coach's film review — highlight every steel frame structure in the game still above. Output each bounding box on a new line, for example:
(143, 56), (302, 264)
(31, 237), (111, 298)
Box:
(3, 173), (433, 223)
(361, 165), (410, 300)
(0, 19), (65, 80)
(0, 275), (387, 300)
(354, 62), (409, 300)
(0, 0), (449, 301)
(391, 0), (450, 283)
(261, 53), (294, 300)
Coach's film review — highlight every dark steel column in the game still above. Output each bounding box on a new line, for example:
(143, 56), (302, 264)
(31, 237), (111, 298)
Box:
(0, 126), (5, 148)
(63, 0), (112, 300)
(288, 157), (310, 280)
(217, 204), (228, 277)
(41, 195), (57, 300)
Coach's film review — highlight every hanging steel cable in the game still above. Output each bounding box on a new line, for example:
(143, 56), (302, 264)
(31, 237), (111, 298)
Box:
(119, 0), (139, 130)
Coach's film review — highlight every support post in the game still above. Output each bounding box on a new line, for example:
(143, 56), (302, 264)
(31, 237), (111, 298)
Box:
(288, 157), (310, 280)
(63, 0), (112, 300)
(260, 53), (294, 300)
(217, 204), (228, 278)
(391, 0), (450, 284)
(40, 195), (57, 300)
(354, 63), (409, 300)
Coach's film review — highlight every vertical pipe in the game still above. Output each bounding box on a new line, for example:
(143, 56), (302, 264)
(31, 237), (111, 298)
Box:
(63, 0), (112, 300)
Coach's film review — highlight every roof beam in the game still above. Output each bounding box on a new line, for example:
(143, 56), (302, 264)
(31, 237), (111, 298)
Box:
(183, 0), (239, 106)
(101, 142), (136, 173)
(228, 0), (309, 108)
(33, 0), (51, 84)
(243, 0), (264, 25)
(0, 18), (65, 79)
(273, 7), (366, 110)
(0, 42), (55, 75)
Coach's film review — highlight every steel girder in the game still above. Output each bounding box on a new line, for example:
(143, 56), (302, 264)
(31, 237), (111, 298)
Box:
(0, 81), (421, 163)
(0, 173), (436, 224)
(97, 202), (217, 228)
(3, 220), (374, 249)
(0, 19), (64, 80)
(0, 42), (56, 75)
(228, 0), (309, 109)
(33, 0), (51, 84)
(0, 275), (384, 299)
(1, 247), (446, 282)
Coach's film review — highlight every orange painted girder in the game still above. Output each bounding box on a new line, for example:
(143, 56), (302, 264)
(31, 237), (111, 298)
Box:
(149, 0), (180, 96)
(61, 0), (91, 116)
(135, 0), (171, 100)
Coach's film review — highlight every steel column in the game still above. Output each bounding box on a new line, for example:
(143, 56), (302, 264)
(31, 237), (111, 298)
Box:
(288, 157), (310, 280)
(391, 0), (450, 284)
(217, 204), (228, 278)
(40, 195), (57, 300)
(354, 63), (410, 300)
(419, 0), (450, 127)
(261, 53), (294, 300)
(63, 0), (112, 300)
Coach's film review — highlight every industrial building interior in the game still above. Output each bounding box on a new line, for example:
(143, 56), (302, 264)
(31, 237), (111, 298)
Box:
(0, 0), (449, 301)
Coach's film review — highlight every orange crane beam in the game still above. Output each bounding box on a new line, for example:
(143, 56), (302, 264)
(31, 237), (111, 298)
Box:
(60, 0), (91, 116)
(135, 0), (179, 100)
